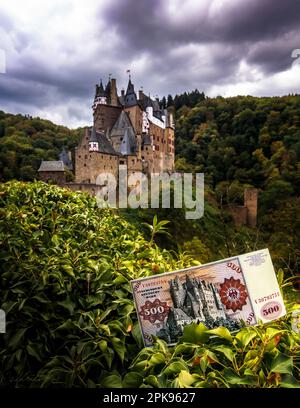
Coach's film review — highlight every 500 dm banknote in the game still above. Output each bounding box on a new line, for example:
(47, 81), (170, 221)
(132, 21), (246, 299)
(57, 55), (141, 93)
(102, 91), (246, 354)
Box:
(131, 249), (286, 346)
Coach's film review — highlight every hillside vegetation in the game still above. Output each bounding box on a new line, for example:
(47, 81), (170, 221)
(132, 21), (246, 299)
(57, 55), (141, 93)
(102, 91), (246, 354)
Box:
(172, 94), (300, 274)
(0, 111), (82, 181)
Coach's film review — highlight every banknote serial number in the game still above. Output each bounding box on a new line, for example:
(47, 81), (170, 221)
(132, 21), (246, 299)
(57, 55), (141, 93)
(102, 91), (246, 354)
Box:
(254, 292), (280, 304)
(147, 392), (196, 403)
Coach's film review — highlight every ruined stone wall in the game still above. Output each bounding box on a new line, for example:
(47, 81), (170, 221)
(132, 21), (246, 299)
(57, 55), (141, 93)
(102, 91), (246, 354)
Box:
(224, 205), (248, 226)
(244, 188), (258, 227)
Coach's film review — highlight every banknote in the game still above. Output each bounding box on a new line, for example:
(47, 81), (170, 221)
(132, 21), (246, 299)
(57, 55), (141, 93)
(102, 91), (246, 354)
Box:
(131, 248), (286, 346)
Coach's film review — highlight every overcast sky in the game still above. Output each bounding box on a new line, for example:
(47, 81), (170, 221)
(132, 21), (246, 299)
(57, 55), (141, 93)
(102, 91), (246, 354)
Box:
(0, 0), (299, 128)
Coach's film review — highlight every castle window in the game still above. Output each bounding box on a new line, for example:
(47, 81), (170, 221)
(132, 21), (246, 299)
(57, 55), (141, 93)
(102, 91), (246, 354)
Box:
(79, 155), (81, 158)
(85, 155), (88, 159)
(101, 155), (103, 159)
(120, 160), (125, 164)
(84, 164), (86, 167)
(132, 159), (135, 164)
(89, 142), (99, 152)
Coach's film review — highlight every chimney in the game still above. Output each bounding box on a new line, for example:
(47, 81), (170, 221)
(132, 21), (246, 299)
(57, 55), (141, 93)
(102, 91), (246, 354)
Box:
(139, 90), (144, 100)
(110, 78), (118, 106)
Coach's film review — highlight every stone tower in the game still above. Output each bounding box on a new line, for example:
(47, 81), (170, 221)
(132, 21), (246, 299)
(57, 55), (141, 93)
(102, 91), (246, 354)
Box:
(244, 188), (258, 227)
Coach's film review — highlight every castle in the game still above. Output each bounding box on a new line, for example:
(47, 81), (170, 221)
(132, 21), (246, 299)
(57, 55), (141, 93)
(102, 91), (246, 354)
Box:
(168, 275), (227, 329)
(156, 274), (236, 343)
(75, 76), (175, 185)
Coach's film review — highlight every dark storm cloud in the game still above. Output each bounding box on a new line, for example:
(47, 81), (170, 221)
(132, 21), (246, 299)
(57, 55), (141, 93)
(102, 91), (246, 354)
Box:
(103, 0), (300, 73)
(0, 0), (299, 126)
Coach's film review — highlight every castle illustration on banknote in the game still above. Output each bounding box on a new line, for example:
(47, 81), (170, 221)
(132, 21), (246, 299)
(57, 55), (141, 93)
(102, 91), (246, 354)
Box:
(131, 249), (286, 346)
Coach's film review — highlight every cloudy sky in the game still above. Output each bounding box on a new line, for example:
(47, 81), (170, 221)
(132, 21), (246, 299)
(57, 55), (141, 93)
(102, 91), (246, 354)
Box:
(0, 0), (299, 128)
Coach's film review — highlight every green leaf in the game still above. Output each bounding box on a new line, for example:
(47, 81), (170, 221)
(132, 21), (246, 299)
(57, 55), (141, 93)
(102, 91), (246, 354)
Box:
(9, 328), (28, 349)
(235, 329), (257, 348)
(101, 374), (123, 388)
(177, 370), (198, 387)
(208, 327), (233, 342)
(280, 374), (300, 388)
(61, 264), (75, 277)
(122, 372), (144, 388)
(144, 375), (160, 388)
(57, 297), (75, 314)
(148, 352), (166, 367)
(173, 343), (198, 356)
(270, 353), (293, 375)
(113, 275), (128, 284)
(26, 344), (42, 362)
(265, 327), (285, 340)
(214, 345), (235, 362)
(277, 269), (284, 286)
(155, 338), (169, 355)
(111, 337), (125, 362)
(181, 323), (209, 344)
(223, 368), (256, 385)
(163, 360), (189, 375)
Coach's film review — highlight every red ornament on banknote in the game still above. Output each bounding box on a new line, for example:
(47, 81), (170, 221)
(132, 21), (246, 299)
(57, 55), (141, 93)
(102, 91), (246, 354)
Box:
(219, 277), (248, 312)
(139, 298), (170, 323)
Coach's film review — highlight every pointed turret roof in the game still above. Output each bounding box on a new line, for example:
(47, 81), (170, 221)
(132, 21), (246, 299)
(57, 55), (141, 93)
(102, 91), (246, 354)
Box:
(126, 78), (135, 95)
(125, 78), (137, 107)
(98, 80), (105, 96)
(95, 79), (106, 98)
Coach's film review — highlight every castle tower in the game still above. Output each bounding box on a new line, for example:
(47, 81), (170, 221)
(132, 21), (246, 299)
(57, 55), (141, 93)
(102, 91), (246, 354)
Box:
(169, 276), (185, 308)
(110, 78), (119, 107)
(93, 78), (122, 134)
(244, 188), (258, 227)
(92, 80), (107, 111)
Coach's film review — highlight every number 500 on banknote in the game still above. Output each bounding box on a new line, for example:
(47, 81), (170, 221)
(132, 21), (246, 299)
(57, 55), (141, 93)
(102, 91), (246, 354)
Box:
(131, 249), (286, 346)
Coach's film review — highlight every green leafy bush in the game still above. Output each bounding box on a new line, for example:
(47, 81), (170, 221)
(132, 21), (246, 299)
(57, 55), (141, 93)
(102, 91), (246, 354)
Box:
(0, 181), (192, 387)
(126, 317), (300, 388)
(0, 181), (299, 388)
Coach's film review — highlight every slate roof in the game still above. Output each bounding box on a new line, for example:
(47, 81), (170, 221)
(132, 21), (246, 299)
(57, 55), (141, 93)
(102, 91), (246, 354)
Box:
(95, 80), (105, 98)
(124, 79), (137, 107)
(89, 128), (119, 155)
(38, 161), (65, 172)
(110, 111), (137, 155)
(59, 147), (73, 170)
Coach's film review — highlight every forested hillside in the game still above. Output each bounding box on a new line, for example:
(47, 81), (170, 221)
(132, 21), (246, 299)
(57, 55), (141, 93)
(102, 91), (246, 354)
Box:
(0, 111), (82, 181)
(171, 94), (300, 275)
(0, 94), (300, 274)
